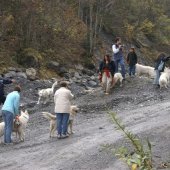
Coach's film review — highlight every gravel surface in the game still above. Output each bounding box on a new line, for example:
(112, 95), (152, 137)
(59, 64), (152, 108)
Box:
(0, 76), (170, 170)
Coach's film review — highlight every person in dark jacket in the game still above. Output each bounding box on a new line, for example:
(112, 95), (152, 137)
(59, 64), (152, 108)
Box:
(153, 53), (170, 87)
(0, 75), (15, 105)
(99, 54), (116, 94)
(127, 47), (138, 77)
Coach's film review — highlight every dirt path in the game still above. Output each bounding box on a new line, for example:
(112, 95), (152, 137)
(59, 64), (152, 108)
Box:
(0, 76), (170, 170)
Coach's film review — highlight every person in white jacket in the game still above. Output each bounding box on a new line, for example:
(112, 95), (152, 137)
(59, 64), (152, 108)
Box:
(112, 37), (126, 79)
(54, 81), (74, 139)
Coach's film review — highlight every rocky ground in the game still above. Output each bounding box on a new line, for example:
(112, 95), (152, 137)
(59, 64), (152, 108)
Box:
(0, 73), (170, 170)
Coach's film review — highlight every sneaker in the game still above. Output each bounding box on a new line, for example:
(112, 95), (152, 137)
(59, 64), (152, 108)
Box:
(57, 134), (62, 139)
(3, 142), (13, 146)
(61, 134), (69, 139)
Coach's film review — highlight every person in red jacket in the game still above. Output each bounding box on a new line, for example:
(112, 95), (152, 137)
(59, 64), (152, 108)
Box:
(99, 54), (116, 94)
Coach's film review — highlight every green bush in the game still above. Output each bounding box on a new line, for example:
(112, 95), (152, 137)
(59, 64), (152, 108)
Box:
(16, 48), (42, 68)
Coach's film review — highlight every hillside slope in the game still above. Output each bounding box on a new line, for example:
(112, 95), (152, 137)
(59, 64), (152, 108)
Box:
(0, 0), (170, 77)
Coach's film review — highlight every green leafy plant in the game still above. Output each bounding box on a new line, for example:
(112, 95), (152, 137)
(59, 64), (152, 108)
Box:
(109, 112), (153, 170)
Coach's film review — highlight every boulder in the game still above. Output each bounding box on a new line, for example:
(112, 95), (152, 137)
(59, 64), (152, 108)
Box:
(47, 61), (60, 70)
(47, 61), (67, 76)
(59, 67), (68, 75)
(16, 72), (27, 79)
(74, 72), (81, 79)
(82, 69), (95, 76)
(90, 75), (96, 80)
(8, 67), (17, 72)
(26, 68), (37, 80)
(75, 64), (84, 70)
(88, 80), (97, 87)
(4, 71), (16, 78)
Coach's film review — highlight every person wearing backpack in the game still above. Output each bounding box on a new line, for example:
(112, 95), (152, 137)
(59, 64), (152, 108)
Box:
(153, 53), (170, 87)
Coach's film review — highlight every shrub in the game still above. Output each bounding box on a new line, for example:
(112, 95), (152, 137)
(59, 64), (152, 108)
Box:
(139, 19), (154, 35)
(109, 112), (153, 170)
(16, 48), (42, 68)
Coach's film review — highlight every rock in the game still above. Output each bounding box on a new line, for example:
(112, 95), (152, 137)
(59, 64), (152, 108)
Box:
(47, 61), (60, 70)
(16, 72), (27, 79)
(82, 69), (95, 76)
(74, 72), (81, 79)
(16, 68), (24, 72)
(90, 75), (96, 80)
(47, 61), (67, 76)
(88, 80), (97, 87)
(59, 67), (68, 75)
(75, 64), (84, 70)
(82, 79), (87, 83)
(63, 73), (70, 79)
(8, 67), (17, 72)
(4, 71), (16, 78)
(26, 68), (37, 80)
(84, 63), (96, 70)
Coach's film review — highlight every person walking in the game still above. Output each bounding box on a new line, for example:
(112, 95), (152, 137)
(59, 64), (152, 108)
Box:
(0, 75), (16, 105)
(112, 37), (126, 79)
(127, 47), (138, 77)
(2, 85), (21, 144)
(54, 81), (74, 139)
(153, 53), (170, 87)
(99, 54), (116, 94)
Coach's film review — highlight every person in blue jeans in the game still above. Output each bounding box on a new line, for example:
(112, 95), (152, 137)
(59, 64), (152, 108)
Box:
(127, 47), (138, 77)
(153, 53), (170, 88)
(54, 81), (74, 139)
(112, 37), (126, 79)
(2, 85), (21, 144)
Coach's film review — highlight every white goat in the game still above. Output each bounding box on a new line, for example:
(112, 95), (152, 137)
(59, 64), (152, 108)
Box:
(136, 63), (155, 78)
(37, 81), (58, 104)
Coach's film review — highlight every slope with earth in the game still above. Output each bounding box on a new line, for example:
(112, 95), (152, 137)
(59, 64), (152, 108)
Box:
(0, 76), (170, 170)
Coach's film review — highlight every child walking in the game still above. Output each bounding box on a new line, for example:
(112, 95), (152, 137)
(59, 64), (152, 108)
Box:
(127, 47), (137, 77)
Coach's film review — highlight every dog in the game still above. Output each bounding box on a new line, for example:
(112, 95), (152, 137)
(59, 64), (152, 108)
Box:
(42, 105), (79, 137)
(159, 68), (170, 89)
(112, 72), (123, 87)
(0, 110), (29, 142)
(37, 81), (58, 104)
(136, 63), (155, 78)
